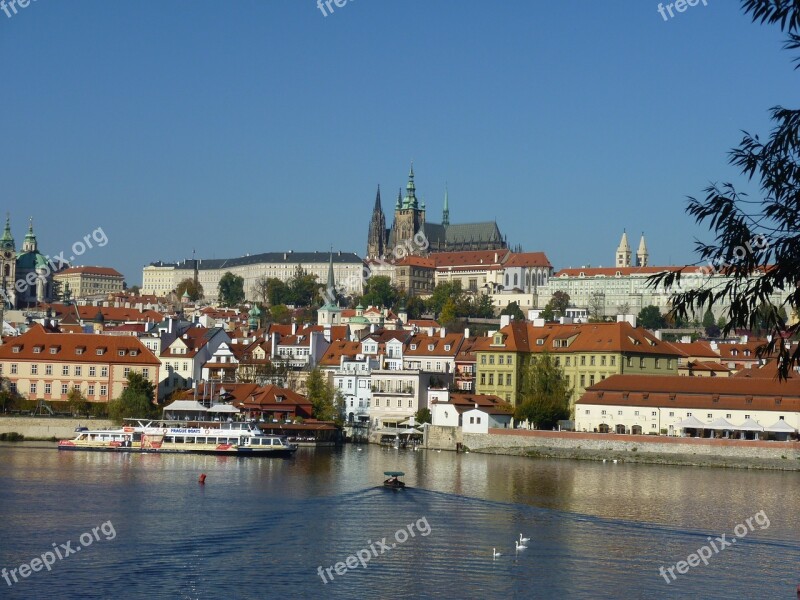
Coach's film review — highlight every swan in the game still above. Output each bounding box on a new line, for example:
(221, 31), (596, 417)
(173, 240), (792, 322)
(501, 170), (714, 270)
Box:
(612, 459), (618, 464)
(515, 540), (527, 551)
(602, 459), (607, 463)
(493, 548), (501, 558)
(519, 533), (530, 543)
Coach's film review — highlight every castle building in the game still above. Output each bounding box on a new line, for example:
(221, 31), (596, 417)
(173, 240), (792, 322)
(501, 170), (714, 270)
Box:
(366, 165), (507, 259)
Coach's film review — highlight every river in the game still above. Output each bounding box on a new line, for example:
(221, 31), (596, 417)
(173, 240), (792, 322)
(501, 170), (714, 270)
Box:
(0, 443), (797, 599)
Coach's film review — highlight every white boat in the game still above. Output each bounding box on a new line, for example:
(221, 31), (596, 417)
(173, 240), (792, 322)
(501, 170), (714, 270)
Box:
(58, 419), (298, 457)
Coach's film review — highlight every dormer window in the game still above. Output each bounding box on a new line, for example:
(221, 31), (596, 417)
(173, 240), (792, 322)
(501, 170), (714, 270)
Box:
(410, 344), (417, 350)
(76, 348), (84, 355)
(33, 346), (42, 354)
(444, 345), (451, 351)
(12, 346), (21, 353)
(49, 347), (59, 354)
(118, 350), (126, 356)
(428, 344), (434, 351)
(97, 348), (106, 355)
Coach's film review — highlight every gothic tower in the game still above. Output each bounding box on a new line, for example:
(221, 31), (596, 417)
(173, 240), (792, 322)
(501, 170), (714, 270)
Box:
(636, 233), (649, 267)
(442, 184), (450, 227)
(366, 185), (387, 259)
(389, 164), (426, 254)
(616, 230), (631, 268)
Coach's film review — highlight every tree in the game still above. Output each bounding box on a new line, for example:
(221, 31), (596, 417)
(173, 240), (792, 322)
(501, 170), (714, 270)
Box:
(415, 407), (432, 425)
(638, 305), (666, 330)
(269, 304), (292, 324)
(360, 276), (398, 309)
(252, 276), (275, 307)
(286, 265), (321, 307)
(439, 298), (458, 329)
(588, 292), (606, 322)
(541, 291), (571, 321)
(500, 301), (525, 322)
(514, 352), (572, 428)
(617, 302), (631, 316)
(0, 377), (21, 413)
(218, 272), (245, 307)
(66, 387), (89, 417)
(474, 293), (496, 319)
(427, 281), (464, 317)
(402, 295), (427, 320)
(652, 1), (800, 378)
(305, 368), (342, 422)
(107, 373), (157, 424)
(176, 278), (204, 302)
(127, 285), (141, 295)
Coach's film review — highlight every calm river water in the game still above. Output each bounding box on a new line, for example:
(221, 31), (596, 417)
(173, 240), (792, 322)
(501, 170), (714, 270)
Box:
(0, 443), (798, 599)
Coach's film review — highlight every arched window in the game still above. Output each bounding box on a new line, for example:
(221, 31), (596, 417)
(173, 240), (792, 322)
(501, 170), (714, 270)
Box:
(526, 272), (531, 288)
(505, 274), (509, 287)
(513, 274), (518, 287)
(3, 264), (9, 277)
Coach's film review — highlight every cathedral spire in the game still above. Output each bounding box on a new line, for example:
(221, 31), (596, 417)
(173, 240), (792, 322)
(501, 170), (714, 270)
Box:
(442, 184), (450, 226)
(326, 251), (336, 304)
(22, 217), (37, 253)
(374, 185), (382, 212)
(636, 232), (649, 267)
(616, 229), (631, 268)
(404, 162), (417, 209)
(396, 188), (402, 210)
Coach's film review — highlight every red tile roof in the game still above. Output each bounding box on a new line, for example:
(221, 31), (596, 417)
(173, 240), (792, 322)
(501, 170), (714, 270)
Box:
(55, 266), (123, 277)
(430, 249), (510, 269)
(503, 252), (552, 268)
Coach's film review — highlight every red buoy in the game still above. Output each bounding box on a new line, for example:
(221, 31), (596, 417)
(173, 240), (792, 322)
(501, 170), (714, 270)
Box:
(198, 473), (206, 484)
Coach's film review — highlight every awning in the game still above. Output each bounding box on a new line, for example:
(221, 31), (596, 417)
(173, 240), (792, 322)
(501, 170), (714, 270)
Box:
(706, 417), (737, 430)
(764, 419), (797, 433)
(735, 418), (764, 432)
(207, 404), (240, 414)
(674, 415), (707, 429)
(162, 400), (207, 412)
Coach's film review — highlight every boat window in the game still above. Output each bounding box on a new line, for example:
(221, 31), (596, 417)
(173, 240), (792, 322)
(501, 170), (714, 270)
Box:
(196, 437), (206, 444)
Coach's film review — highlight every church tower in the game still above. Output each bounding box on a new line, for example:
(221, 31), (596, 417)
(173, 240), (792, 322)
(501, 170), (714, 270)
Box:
(636, 233), (649, 267)
(22, 218), (37, 253)
(389, 164), (426, 254)
(616, 230), (631, 268)
(442, 184), (450, 227)
(0, 216), (16, 308)
(366, 185), (387, 259)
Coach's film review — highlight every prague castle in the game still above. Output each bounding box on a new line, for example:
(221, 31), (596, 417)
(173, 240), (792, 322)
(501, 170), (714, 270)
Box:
(366, 165), (507, 259)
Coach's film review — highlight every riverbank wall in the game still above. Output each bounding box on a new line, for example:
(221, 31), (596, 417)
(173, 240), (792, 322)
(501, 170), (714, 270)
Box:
(424, 426), (800, 470)
(0, 417), (114, 440)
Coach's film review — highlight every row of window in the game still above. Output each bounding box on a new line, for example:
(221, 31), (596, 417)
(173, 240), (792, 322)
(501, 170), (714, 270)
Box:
(589, 410), (782, 421)
(479, 373), (513, 387)
(25, 383), (108, 397)
(479, 354), (514, 365)
(373, 398), (414, 408)
(5, 364), (148, 379)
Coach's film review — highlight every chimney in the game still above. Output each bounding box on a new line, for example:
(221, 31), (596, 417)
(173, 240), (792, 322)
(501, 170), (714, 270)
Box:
(291, 321), (297, 335)
(500, 315), (511, 328)
(464, 327), (470, 339)
(440, 327), (446, 339)
(494, 252), (498, 263)
(271, 332), (278, 358)
(323, 326), (331, 343)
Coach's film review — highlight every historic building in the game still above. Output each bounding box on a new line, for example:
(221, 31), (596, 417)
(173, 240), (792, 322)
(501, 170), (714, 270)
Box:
(0, 217), (57, 308)
(366, 165), (507, 259)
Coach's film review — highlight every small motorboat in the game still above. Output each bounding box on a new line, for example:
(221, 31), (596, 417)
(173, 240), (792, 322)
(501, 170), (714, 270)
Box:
(383, 471), (406, 489)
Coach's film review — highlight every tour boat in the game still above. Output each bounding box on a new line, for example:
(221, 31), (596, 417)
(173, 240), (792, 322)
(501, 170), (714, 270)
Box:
(58, 420), (298, 456)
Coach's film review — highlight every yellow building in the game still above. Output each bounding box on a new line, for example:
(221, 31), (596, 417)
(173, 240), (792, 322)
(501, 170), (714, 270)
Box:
(0, 324), (160, 403)
(475, 321), (682, 414)
(54, 266), (124, 299)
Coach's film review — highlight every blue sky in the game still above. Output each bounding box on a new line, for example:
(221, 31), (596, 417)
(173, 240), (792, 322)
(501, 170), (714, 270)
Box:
(1, 0), (796, 285)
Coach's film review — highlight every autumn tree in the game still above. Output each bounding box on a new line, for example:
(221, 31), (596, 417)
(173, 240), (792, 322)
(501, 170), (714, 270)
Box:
(514, 352), (572, 428)
(176, 278), (204, 302)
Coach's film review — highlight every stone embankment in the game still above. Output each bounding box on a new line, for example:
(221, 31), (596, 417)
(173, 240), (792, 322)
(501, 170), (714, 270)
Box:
(424, 426), (800, 471)
(0, 416), (114, 440)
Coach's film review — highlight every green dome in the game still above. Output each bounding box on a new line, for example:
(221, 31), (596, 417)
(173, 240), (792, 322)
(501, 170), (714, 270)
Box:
(249, 304), (262, 317)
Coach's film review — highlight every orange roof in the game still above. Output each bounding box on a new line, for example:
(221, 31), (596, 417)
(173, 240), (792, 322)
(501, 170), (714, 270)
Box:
(555, 266), (702, 277)
(430, 249), (510, 268)
(395, 256), (436, 268)
(54, 266), (123, 277)
(319, 340), (362, 366)
(406, 333), (463, 357)
(579, 373), (800, 412)
(686, 360), (730, 372)
(433, 393), (513, 415)
(0, 324), (160, 366)
(717, 341), (766, 361)
(503, 252), (552, 268)
(664, 340), (720, 359)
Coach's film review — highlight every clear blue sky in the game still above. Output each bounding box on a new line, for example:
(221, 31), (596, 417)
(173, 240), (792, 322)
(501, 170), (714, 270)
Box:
(1, 0), (796, 285)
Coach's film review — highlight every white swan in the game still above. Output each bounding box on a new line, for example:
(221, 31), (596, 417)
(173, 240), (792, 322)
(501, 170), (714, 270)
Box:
(493, 548), (501, 558)
(519, 533), (530, 543)
(602, 459), (607, 463)
(515, 540), (527, 551)
(612, 459), (618, 464)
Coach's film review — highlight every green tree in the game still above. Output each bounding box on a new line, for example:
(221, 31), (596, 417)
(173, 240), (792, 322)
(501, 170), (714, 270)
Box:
(360, 276), (398, 309)
(305, 368), (342, 422)
(474, 293), (496, 318)
(638, 305), (666, 330)
(439, 298), (458, 329)
(66, 387), (89, 417)
(176, 278), (204, 302)
(269, 304), (292, 324)
(107, 373), (157, 424)
(0, 377), (21, 413)
(588, 292), (606, 322)
(414, 407), (432, 425)
(541, 291), (571, 321)
(514, 352), (572, 429)
(500, 301), (525, 322)
(652, 1), (800, 377)
(286, 265), (321, 307)
(427, 281), (464, 317)
(402, 295), (427, 320)
(218, 272), (245, 307)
